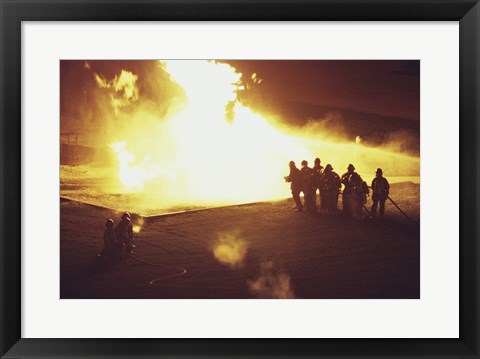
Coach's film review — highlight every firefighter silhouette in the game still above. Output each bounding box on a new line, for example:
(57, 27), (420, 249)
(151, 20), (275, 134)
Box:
(319, 164), (341, 215)
(97, 219), (119, 260)
(300, 160), (316, 213)
(115, 212), (134, 254)
(284, 161), (303, 211)
(312, 158), (324, 212)
(341, 164), (367, 218)
(371, 168), (390, 219)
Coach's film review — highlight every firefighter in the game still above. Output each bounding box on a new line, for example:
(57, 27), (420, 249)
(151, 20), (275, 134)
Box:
(123, 212), (135, 249)
(97, 219), (119, 260)
(300, 160), (316, 213)
(312, 158), (324, 211)
(320, 164), (341, 215)
(341, 164), (365, 218)
(371, 168), (390, 219)
(284, 161), (303, 211)
(115, 213), (134, 254)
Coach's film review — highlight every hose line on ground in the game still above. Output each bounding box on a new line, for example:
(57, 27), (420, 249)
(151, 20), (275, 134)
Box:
(385, 195), (419, 225)
(119, 247), (187, 285)
(339, 189), (419, 226)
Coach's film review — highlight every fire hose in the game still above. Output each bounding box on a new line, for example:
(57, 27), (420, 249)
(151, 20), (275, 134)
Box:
(117, 242), (245, 290)
(120, 247), (246, 291)
(118, 247), (187, 286)
(339, 188), (419, 226)
(366, 185), (419, 225)
(385, 195), (419, 225)
(77, 226), (240, 290)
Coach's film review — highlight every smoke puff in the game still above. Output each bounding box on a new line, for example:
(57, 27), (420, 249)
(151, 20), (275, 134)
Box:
(248, 261), (295, 299)
(213, 232), (248, 269)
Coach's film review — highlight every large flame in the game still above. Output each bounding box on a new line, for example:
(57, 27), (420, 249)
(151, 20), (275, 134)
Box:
(95, 70), (139, 117)
(95, 60), (418, 209)
(109, 141), (177, 189)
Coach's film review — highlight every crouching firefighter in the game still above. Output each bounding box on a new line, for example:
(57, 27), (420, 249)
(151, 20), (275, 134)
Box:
(97, 219), (120, 261)
(116, 212), (135, 254)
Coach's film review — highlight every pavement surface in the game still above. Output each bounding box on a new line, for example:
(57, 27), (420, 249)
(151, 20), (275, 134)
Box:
(60, 182), (420, 299)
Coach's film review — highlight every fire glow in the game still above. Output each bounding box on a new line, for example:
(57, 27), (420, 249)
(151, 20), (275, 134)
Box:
(92, 60), (419, 208)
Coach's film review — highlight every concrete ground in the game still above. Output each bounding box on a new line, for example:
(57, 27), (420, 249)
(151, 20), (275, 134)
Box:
(60, 182), (420, 299)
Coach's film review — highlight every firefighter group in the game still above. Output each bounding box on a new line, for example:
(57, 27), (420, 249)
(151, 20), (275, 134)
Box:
(284, 158), (390, 219)
(97, 211), (135, 261)
(97, 161), (391, 260)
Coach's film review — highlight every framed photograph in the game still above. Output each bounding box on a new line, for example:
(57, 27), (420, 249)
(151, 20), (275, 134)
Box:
(1, 0), (479, 358)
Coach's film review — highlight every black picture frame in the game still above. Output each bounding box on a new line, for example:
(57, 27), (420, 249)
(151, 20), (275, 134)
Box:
(1, 0), (479, 358)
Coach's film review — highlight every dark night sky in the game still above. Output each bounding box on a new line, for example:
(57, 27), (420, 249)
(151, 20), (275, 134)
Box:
(226, 60), (420, 121)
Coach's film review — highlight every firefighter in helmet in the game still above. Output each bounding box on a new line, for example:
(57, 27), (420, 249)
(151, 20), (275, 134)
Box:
(319, 164), (341, 215)
(341, 164), (366, 218)
(312, 158), (324, 211)
(115, 212), (134, 254)
(97, 218), (119, 260)
(371, 168), (390, 219)
(300, 160), (316, 213)
(284, 161), (303, 211)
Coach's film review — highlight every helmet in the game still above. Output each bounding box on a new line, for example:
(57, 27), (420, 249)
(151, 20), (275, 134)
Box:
(347, 164), (355, 170)
(105, 219), (114, 228)
(301, 160), (308, 166)
(325, 164), (333, 171)
(376, 168), (383, 174)
(122, 212), (131, 220)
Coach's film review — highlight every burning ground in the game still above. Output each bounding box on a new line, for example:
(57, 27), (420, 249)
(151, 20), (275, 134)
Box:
(60, 182), (419, 299)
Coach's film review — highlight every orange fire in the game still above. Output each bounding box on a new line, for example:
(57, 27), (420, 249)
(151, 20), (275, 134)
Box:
(132, 225), (141, 233)
(96, 60), (418, 207)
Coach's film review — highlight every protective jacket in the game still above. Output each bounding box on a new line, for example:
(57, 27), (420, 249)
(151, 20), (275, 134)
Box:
(312, 164), (324, 187)
(371, 177), (390, 200)
(321, 171), (341, 192)
(104, 227), (117, 248)
(341, 172), (363, 193)
(287, 167), (303, 191)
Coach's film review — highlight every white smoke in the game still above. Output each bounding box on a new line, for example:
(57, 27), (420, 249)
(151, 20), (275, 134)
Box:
(212, 232), (248, 269)
(248, 261), (295, 299)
